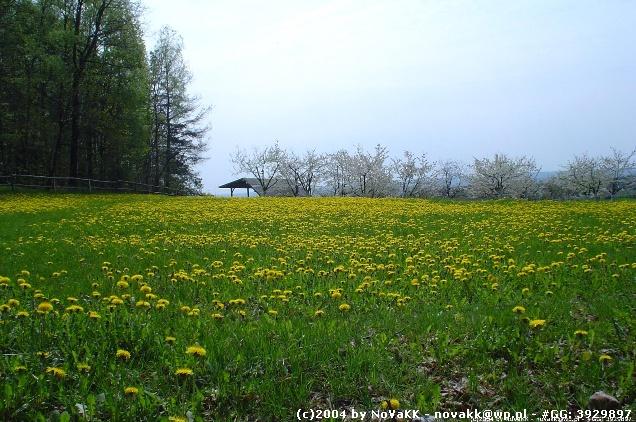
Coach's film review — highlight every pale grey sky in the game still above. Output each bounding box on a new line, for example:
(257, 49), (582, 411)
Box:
(142, 0), (636, 194)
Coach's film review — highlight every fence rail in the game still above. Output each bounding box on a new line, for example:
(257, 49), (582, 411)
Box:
(0, 174), (181, 195)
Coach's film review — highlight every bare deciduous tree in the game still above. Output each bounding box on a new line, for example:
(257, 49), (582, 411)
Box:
(470, 154), (539, 198)
(231, 141), (283, 196)
(601, 147), (636, 198)
(323, 149), (351, 196)
(435, 160), (466, 198)
(560, 153), (605, 199)
(392, 151), (434, 197)
(349, 144), (392, 197)
(279, 149), (325, 196)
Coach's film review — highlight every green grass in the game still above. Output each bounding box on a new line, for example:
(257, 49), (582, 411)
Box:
(0, 194), (634, 421)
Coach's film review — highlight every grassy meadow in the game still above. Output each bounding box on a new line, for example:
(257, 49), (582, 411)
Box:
(0, 194), (635, 420)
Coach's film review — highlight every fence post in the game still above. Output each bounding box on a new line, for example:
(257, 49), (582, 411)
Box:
(11, 174), (15, 192)
(88, 178), (92, 193)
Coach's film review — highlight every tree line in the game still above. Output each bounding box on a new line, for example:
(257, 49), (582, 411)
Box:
(232, 142), (636, 199)
(0, 0), (208, 193)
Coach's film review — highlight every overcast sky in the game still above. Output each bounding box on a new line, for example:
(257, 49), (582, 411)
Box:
(142, 0), (636, 194)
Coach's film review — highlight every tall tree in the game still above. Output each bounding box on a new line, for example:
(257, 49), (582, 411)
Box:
(348, 144), (392, 197)
(436, 160), (466, 198)
(559, 153), (605, 199)
(279, 149), (324, 196)
(68, 0), (113, 180)
(231, 141), (283, 196)
(470, 154), (539, 198)
(323, 149), (351, 196)
(148, 26), (208, 193)
(392, 151), (433, 197)
(601, 147), (636, 198)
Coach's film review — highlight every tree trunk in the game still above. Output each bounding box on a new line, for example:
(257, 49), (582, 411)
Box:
(164, 65), (171, 189)
(49, 83), (67, 182)
(69, 71), (81, 181)
(152, 91), (160, 186)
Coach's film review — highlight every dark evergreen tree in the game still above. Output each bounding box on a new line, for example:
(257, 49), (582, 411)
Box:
(147, 26), (208, 194)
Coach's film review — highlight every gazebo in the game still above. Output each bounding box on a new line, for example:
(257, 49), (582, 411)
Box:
(219, 177), (309, 197)
(218, 178), (256, 197)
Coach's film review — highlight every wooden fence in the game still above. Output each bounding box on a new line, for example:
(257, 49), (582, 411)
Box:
(0, 174), (181, 195)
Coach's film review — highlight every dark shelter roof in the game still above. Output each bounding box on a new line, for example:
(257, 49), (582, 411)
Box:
(218, 178), (253, 189)
(219, 178), (309, 196)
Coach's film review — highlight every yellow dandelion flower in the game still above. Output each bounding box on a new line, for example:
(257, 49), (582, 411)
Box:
(338, 303), (351, 312)
(16, 310), (30, 318)
(135, 300), (150, 309)
(88, 311), (101, 319)
(512, 306), (526, 314)
(37, 302), (53, 313)
(46, 366), (66, 379)
(116, 349), (131, 360)
(528, 319), (546, 329)
(65, 305), (84, 314)
(165, 336), (176, 344)
(574, 330), (588, 337)
(77, 362), (91, 372)
(175, 367), (194, 377)
(124, 386), (139, 396)
(185, 345), (206, 357)
(380, 399), (400, 410)
(314, 309), (325, 317)
(598, 354), (613, 363)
